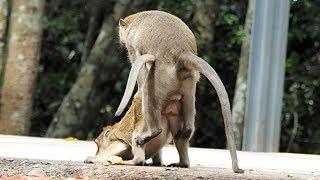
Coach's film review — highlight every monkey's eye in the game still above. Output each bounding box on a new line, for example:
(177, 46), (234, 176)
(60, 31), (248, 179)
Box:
(103, 130), (110, 137)
(119, 19), (127, 27)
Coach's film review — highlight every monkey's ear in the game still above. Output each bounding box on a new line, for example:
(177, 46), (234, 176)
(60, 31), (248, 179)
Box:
(102, 126), (112, 135)
(119, 19), (127, 27)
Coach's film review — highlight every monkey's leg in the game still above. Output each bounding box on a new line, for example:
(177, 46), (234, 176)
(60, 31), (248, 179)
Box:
(171, 138), (190, 167)
(169, 81), (197, 167)
(150, 150), (162, 166)
(168, 114), (190, 168)
(136, 64), (162, 145)
(177, 81), (196, 139)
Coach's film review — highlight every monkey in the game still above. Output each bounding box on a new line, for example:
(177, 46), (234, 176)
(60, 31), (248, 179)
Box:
(114, 10), (243, 173)
(85, 91), (183, 166)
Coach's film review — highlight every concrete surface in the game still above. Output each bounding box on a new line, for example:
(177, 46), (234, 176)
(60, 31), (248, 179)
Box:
(0, 158), (315, 180)
(0, 135), (319, 179)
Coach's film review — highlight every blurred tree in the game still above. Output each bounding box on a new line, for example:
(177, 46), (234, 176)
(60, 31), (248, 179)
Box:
(30, 0), (91, 136)
(0, 0), (8, 78)
(231, 0), (254, 150)
(45, 0), (125, 138)
(192, 0), (219, 52)
(0, 0), (45, 135)
(81, 0), (105, 64)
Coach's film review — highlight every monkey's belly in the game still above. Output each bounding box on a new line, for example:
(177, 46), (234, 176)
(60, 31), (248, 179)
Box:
(154, 62), (198, 103)
(154, 63), (180, 101)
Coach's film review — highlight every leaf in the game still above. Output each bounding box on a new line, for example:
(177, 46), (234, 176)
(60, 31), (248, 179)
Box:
(64, 137), (79, 141)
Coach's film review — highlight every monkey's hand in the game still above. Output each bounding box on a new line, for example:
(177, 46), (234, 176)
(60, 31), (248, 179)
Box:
(102, 156), (124, 166)
(135, 128), (162, 145)
(84, 155), (124, 165)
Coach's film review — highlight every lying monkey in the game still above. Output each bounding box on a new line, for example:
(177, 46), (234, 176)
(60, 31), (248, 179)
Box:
(115, 10), (243, 173)
(85, 92), (183, 165)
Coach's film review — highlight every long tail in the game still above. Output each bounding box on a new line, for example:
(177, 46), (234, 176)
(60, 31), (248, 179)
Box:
(115, 54), (155, 116)
(181, 52), (244, 173)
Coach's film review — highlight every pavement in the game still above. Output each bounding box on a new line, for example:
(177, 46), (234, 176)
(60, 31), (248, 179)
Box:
(0, 135), (319, 179)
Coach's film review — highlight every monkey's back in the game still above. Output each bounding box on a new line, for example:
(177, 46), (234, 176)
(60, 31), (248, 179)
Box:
(128, 11), (197, 62)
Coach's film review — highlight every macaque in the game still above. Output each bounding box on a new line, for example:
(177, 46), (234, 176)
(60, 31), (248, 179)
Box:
(115, 10), (243, 173)
(85, 92), (183, 166)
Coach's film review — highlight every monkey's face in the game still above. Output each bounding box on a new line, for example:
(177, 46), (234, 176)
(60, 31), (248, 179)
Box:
(118, 19), (128, 46)
(94, 126), (112, 155)
(118, 27), (127, 46)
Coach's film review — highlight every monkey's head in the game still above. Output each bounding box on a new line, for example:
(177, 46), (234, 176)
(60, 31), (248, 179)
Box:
(118, 19), (128, 46)
(118, 13), (138, 46)
(94, 125), (114, 155)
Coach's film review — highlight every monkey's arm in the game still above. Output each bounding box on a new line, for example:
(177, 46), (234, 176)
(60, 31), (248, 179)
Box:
(115, 54), (155, 116)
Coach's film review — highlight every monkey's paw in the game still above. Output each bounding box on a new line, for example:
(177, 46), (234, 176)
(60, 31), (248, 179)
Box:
(233, 167), (245, 173)
(84, 157), (97, 163)
(135, 128), (162, 145)
(102, 156), (124, 166)
(147, 163), (164, 167)
(167, 162), (189, 168)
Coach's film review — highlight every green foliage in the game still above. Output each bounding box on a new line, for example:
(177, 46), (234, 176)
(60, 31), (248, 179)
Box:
(280, 0), (320, 154)
(31, 0), (89, 136)
(223, 13), (238, 25)
(235, 25), (244, 45)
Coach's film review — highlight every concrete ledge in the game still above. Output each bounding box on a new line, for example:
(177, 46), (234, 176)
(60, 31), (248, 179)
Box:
(0, 158), (316, 180)
(0, 135), (319, 179)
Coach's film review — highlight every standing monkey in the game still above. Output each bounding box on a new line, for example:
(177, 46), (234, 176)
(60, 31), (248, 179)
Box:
(115, 10), (243, 173)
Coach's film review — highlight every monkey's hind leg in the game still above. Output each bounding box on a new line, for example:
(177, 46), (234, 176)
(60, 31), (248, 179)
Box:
(178, 80), (196, 140)
(168, 115), (191, 168)
(135, 64), (162, 145)
(168, 81), (196, 167)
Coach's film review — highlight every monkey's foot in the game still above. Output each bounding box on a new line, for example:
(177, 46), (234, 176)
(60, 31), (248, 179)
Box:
(148, 159), (163, 166)
(233, 167), (245, 173)
(147, 163), (164, 167)
(167, 162), (189, 168)
(84, 157), (98, 164)
(121, 159), (144, 166)
(135, 128), (162, 145)
(175, 129), (192, 140)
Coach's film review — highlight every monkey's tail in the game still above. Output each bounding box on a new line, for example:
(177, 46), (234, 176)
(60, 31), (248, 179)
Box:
(181, 52), (244, 173)
(115, 54), (155, 116)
